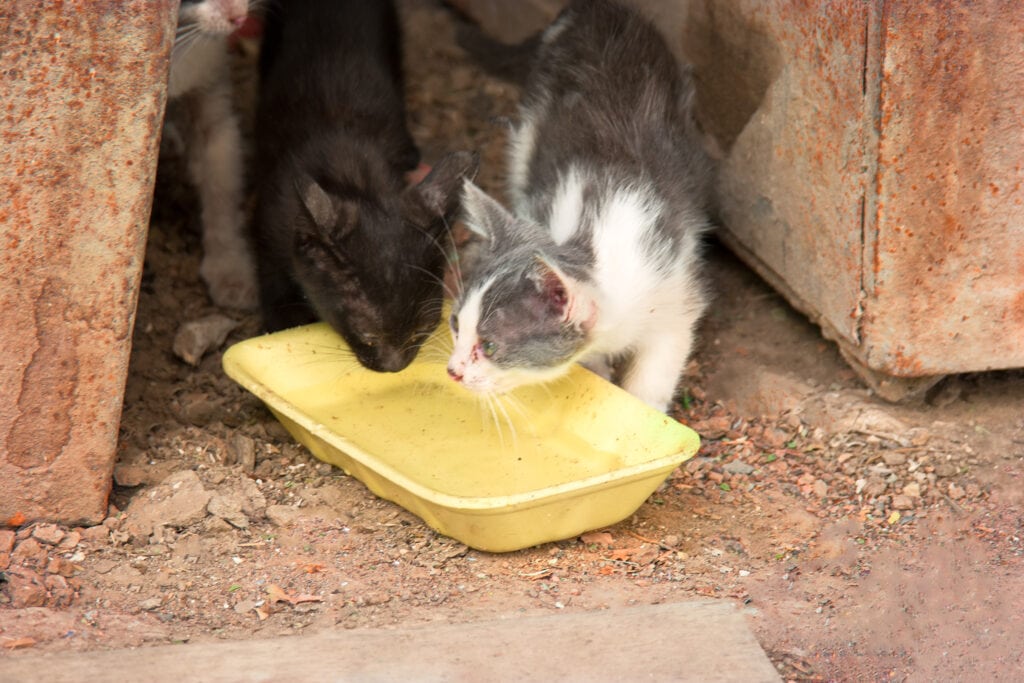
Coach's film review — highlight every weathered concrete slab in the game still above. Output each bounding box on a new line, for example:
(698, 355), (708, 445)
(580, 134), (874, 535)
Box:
(0, 602), (781, 683)
(0, 2), (174, 523)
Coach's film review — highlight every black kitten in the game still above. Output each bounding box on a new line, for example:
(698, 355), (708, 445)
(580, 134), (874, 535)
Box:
(253, 0), (477, 372)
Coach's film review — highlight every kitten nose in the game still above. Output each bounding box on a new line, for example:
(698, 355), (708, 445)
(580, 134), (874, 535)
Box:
(231, 15), (247, 28)
(447, 366), (463, 382)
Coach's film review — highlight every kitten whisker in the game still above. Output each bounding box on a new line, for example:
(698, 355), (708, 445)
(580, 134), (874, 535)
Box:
(439, 216), (466, 299)
(491, 393), (519, 449)
(480, 394), (505, 449)
(405, 224), (462, 301)
(172, 27), (207, 61)
(413, 297), (447, 323)
(500, 391), (530, 423)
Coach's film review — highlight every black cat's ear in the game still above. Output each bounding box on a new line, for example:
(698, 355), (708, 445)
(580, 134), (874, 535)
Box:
(405, 151), (480, 224)
(297, 176), (338, 228)
(460, 180), (515, 244)
(296, 176), (357, 238)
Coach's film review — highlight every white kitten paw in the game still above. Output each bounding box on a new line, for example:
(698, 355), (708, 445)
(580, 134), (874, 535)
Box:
(579, 354), (614, 381)
(201, 255), (259, 310)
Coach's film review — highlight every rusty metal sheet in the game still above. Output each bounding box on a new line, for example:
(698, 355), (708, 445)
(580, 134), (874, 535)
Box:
(679, 1), (872, 350)
(865, 0), (1024, 376)
(666, 0), (1022, 384)
(0, 1), (174, 524)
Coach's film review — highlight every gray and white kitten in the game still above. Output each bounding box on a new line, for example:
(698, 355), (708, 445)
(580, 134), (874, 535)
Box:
(448, 0), (715, 412)
(166, 0), (258, 309)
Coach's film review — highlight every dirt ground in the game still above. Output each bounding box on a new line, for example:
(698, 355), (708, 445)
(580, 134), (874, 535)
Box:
(2, 2), (1023, 680)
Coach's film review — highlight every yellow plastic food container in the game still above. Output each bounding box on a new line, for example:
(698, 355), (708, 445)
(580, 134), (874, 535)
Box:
(222, 323), (700, 552)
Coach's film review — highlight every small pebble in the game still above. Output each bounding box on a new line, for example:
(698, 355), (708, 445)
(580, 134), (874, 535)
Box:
(229, 435), (257, 473)
(0, 530), (15, 554)
(891, 494), (915, 510)
(902, 482), (921, 498)
(172, 315), (239, 366)
(234, 600), (258, 615)
(139, 597), (163, 611)
(57, 531), (81, 550)
(882, 452), (907, 467)
(863, 477), (887, 497)
(724, 460), (755, 476)
(80, 525), (110, 543)
(32, 524), (66, 546)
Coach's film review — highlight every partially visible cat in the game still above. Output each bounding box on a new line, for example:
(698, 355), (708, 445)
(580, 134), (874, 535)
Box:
(253, 0), (477, 372)
(166, 0), (259, 309)
(447, 0), (715, 412)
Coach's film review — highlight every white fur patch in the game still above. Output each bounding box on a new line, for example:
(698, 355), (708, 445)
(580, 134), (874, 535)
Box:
(591, 186), (665, 304)
(542, 14), (571, 45)
(171, 1), (248, 96)
(169, 39), (226, 97)
(581, 183), (708, 410)
(507, 112), (538, 212)
(548, 166), (584, 245)
(449, 279), (491, 378)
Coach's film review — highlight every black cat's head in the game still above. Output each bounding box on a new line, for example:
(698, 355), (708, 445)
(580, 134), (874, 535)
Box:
(292, 151), (479, 372)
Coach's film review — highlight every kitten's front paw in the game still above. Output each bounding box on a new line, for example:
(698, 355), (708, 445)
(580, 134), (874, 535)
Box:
(201, 255), (259, 310)
(579, 355), (614, 381)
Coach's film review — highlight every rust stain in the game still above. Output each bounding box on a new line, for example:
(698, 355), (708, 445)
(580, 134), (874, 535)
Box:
(889, 346), (926, 376)
(1010, 292), (1024, 326)
(6, 280), (79, 469)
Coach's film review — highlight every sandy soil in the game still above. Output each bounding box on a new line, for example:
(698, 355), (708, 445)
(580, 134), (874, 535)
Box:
(2, 2), (1022, 680)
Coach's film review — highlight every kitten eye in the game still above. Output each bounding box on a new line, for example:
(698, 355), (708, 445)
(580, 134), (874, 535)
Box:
(479, 340), (497, 358)
(359, 335), (377, 348)
(449, 313), (459, 334)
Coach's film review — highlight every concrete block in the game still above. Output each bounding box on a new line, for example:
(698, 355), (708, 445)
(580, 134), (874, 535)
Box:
(0, 601), (781, 682)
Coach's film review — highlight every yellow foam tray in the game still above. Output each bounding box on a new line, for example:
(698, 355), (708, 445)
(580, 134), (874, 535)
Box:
(222, 323), (700, 552)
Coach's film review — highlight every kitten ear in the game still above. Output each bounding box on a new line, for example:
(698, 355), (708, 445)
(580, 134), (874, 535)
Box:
(296, 176), (358, 238)
(460, 180), (514, 243)
(297, 176), (338, 229)
(529, 254), (596, 330)
(405, 151), (480, 224)
(529, 254), (570, 316)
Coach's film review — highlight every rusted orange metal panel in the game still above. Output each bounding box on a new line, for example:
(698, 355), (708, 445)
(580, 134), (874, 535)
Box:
(684, 0), (1023, 390)
(865, 1), (1024, 376)
(0, 1), (174, 524)
(685, 1), (872, 351)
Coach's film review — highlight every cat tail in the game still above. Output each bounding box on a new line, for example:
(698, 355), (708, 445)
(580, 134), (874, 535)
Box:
(453, 16), (542, 85)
